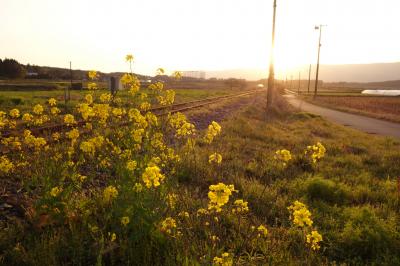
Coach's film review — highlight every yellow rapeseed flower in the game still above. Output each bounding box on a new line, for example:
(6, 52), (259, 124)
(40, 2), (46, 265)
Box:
(88, 70), (97, 80)
(125, 54), (134, 62)
(22, 113), (33, 122)
(0, 155), (14, 174)
(108, 232), (117, 242)
(50, 186), (63, 197)
(121, 216), (130, 226)
(85, 94), (93, 104)
(257, 225), (268, 238)
(52, 132), (61, 141)
(133, 183), (143, 192)
(172, 71), (182, 80)
(288, 201), (313, 227)
(274, 149), (292, 166)
(167, 193), (178, 209)
(100, 93), (112, 103)
(80, 141), (96, 156)
(305, 142), (326, 164)
(50, 107), (61, 115)
(204, 121), (221, 144)
(209, 153), (222, 164)
(232, 199), (249, 214)
(33, 104), (44, 115)
(156, 68), (165, 75)
(213, 252), (233, 266)
(66, 128), (79, 140)
(306, 230), (323, 250)
(160, 217), (176, 235)
(87, 82), (97, 90)
(208, 183), (236, 212)
(48, 98), (57, 106)
(103, 185), (118, 203)
(126, 160), (137, 171)
(141, 165), (165, 188)
(64, 114), (76, 126)
(9, 109), (20, 118)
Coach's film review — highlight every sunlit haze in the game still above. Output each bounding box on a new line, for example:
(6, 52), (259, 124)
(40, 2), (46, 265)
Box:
(1, 0), (400, 78)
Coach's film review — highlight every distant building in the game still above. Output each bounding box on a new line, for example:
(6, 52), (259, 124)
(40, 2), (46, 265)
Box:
(181, 71), (206, 79)
(26, 72), (38, 77)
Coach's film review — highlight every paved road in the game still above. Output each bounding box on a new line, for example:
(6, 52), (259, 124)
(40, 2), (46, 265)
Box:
(284, 93), (400, 139)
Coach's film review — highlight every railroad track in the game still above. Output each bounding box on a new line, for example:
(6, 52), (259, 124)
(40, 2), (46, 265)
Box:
(1, 89), (266, 139)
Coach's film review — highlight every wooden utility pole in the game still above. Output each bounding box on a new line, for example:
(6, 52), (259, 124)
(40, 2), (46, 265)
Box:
(298, 72), (301, 94)
(314, 25), (326, 99)
(266, 0), (277, 109)
(290, 75), (293, 90)
(307, 64), (311, 93)
(69, 61), (72, 101)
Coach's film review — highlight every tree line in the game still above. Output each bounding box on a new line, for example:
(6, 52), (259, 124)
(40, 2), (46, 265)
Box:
(0, 58), (26, 79)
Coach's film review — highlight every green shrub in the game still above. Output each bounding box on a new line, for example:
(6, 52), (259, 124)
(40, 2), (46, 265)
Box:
(10, 97), (23, 105)
(337, 207), (400, 262)
(304, 177), (350, 205)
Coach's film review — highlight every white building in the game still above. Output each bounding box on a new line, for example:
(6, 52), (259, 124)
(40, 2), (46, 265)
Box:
(181, 71), (206, 79)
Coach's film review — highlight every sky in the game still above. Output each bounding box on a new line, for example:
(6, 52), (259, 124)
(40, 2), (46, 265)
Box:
(1, 0), (400, 77)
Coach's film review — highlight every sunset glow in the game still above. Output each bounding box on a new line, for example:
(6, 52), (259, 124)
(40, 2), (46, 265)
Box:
(1, 0), (399, 77)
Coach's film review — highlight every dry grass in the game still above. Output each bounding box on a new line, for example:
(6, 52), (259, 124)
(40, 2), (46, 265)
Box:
(309, 96), (400, 123)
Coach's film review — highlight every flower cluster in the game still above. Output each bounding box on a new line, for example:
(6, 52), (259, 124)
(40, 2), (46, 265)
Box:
(204, 121), (222, 144)
(23, 130), (47, 150)
(288, 201), (313, 227)
(208, 183), (236, 212)
(256, 225), (268, 238)
(169, 112), (195, 138)
(121, 216), (130, 226)
(141, 165), (165, 188)
(208, 153), (222, 164)
(160, 217), (177, 235)
(103, 185), (118, 203)
(305, 142), (326, 164)
(64, 114), (76, 126)
(274, 149), (292, 166)
(213, 252), (233, 266)
(288, 201), (322, 250)
(231, 199), (249, 214)
(0, 155), (14, 174)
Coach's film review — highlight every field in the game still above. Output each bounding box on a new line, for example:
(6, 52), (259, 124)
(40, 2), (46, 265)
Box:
(291, 85), (400, 123)
(0, 76), (399, 265)
(304, 95), (400, 123)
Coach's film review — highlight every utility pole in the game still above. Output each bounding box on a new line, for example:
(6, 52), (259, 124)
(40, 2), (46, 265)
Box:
(290, 75), (293, 90)
(266, 0), (277, 110)
(307, 64), (311, 94)
(298, 72), (301, 94)
(314, 25), (326, 99)
(69, 61), (72, 101)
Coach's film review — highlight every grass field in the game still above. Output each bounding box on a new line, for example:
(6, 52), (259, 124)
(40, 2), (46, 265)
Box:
(1, 86), (399, 265)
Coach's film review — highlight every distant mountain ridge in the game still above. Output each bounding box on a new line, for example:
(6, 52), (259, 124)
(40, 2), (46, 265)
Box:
(316, 62), (400, 83)
(206, 62), (400, 83)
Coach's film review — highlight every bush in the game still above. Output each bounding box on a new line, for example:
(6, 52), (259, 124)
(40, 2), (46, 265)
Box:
(10, 98), (23, 105)
(337, 207), (400, 262)
(304, 177), (350, 205)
